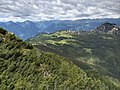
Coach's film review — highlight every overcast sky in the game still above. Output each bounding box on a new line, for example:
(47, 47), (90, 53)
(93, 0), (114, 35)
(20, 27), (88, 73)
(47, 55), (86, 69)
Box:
(0, 0), (120, 22)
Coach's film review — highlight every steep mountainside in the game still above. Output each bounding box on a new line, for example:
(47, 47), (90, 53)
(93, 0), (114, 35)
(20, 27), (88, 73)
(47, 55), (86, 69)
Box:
(28, 23), (120, 82)
(1, 28), (120, 89)
(0, 18), (120, 40)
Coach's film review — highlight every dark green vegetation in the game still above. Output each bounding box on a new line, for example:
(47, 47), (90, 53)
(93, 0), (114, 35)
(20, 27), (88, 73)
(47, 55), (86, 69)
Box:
(28, 23), (120, 89)
(1, 28), (120, 90)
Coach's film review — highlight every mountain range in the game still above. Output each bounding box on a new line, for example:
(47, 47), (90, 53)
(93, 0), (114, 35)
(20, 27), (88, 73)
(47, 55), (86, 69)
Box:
(0, 18), (120, 40)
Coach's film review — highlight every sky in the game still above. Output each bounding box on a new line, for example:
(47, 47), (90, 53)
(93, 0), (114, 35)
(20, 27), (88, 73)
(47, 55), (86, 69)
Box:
(0, 0), (120, 22)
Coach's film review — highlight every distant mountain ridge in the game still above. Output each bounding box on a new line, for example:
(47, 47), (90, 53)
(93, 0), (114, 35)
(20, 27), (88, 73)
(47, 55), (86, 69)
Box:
(0, 18), (120, 40)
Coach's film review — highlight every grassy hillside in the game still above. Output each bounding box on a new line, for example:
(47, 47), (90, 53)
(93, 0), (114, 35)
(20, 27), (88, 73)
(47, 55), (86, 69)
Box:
(28, 24), (120, 83)
(1, 28), (120, 89)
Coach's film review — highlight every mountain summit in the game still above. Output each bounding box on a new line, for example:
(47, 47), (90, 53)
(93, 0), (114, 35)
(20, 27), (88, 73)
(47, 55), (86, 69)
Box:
(95, 23), (120, 34)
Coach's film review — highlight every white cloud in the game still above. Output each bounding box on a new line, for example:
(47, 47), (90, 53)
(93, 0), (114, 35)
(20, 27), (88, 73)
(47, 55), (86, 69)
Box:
(0, 0), (119, 21)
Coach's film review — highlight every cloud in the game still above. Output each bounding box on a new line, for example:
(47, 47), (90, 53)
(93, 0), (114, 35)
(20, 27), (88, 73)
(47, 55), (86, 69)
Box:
(0, 0), (120, 21)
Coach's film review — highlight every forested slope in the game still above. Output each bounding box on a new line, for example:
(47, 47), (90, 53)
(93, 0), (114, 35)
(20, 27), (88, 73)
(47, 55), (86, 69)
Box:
(1, 28), (120, 89)
(27, 23), (120, 90)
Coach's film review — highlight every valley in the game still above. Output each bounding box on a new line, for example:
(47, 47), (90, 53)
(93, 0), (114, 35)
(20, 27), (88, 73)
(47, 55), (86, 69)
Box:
(28, 23), (120, 81)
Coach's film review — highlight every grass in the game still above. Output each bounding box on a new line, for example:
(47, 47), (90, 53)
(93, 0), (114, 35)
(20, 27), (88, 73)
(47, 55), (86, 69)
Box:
(101, 36), (113, 40)
(46, 40), (56, 45)
(83, 48), (92, 54)
(58, 40), (69, 44)
(52, 31), (72, 38)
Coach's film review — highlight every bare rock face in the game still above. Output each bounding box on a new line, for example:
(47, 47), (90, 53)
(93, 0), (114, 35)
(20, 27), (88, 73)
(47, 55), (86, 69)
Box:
(95, 23), (120, 34)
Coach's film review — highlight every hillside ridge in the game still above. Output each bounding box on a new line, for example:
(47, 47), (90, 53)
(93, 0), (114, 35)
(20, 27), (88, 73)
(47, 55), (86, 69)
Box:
(1, 28), (120, 89)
